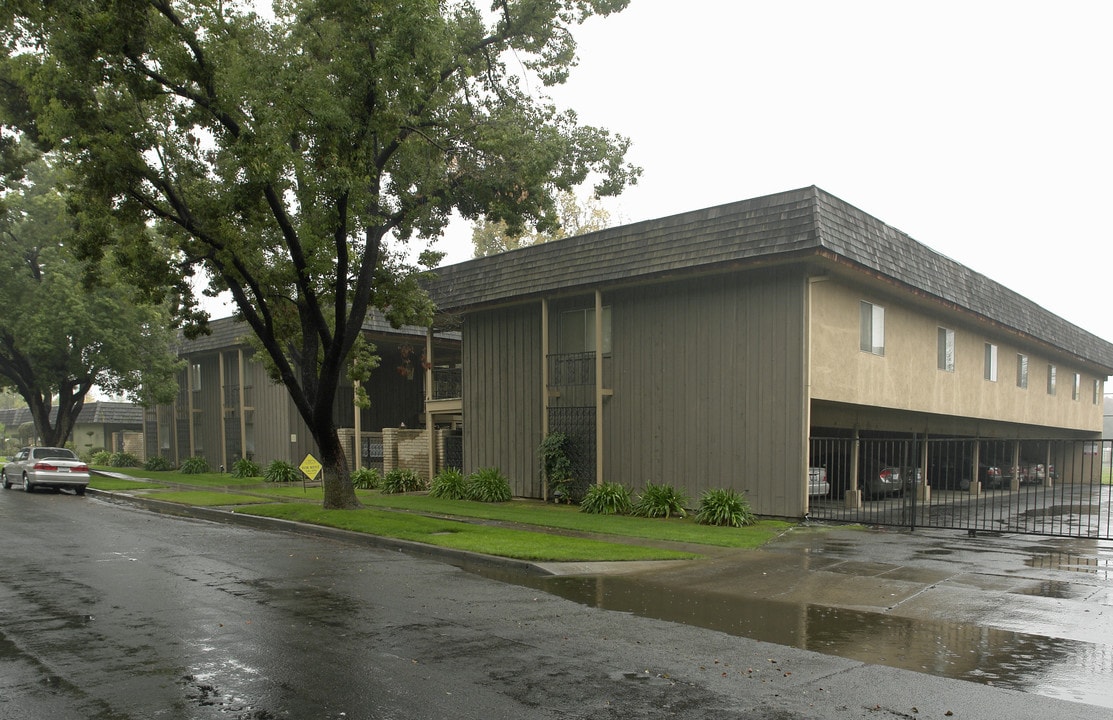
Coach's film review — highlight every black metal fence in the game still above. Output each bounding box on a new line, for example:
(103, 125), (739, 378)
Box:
(808, 436), (1113, 539)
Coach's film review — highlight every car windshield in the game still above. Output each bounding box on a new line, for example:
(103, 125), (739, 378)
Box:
(32, 448), (77, 460)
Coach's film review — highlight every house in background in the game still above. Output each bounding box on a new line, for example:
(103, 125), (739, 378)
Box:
(146, 315), (461, 474)
(0, 401), (144, 457)
(426, 186), (1113, 517)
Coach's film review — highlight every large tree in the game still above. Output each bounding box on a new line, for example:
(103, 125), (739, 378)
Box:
(0, 153), (181, 447)
(0, 0), (638, 508)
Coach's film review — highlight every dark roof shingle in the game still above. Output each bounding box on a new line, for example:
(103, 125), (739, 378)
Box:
(428, 186), (1113, 371)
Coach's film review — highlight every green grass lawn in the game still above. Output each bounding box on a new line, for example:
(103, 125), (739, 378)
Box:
(238, 503), (701, 562)
(364, 494), (793, 549)
(88, 476), (166, 491)
(137, 490), (277, 506)
(88, 467), (795, 562)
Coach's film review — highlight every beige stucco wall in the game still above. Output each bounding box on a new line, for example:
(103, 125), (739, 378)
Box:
(809, 277), (1104, 433)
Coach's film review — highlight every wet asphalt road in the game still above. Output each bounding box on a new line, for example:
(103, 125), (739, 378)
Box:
(1, 488), (1111, 720)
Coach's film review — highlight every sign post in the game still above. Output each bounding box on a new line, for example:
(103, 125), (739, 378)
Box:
(299, 454), (322, 494)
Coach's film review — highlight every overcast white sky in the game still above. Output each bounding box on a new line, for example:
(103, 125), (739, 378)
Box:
(429, 0), (1113, 344)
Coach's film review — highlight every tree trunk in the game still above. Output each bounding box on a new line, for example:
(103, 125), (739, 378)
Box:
(314, 421), (361, 510)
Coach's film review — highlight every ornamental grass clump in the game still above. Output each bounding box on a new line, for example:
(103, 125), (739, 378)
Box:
(108, 451), (141, 468)
(263, 459), (299, 483)
(381, 469), (427, 494)
(179, 456), (210, 474)
(231, 457), (261, 478)
(429, 467), (468, 499)
(579, 481), (633, 515)
(143, 455), (173, 471)
(351, 467), (382, 490)
(631, 483), (688, 519)
(465, 467), (512, 503)
(695, 488), (756, 527)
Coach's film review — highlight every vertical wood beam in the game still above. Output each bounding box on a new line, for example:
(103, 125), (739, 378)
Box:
(218, 352), (228, 471)
(237, 349), (247, 462)
(426, 327), (435, 481)
(541, 298), (549, 501)
(595, 289), (604, 485)
(353, 379), (362, 471)
(186, 362), (196, 458)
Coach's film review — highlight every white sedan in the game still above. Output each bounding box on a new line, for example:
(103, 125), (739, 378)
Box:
(2, 446), (90, 495)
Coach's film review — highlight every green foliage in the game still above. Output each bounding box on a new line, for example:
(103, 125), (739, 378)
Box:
(351, 467), (382, 490)
(179, 456), (211, 475)
(429, 467), (468, 499)
(695, 488), (756, 527)
(0, 0), (639, 509)
(580, 482), (633, 515)
(539, 432), (578, 502)
(108, 451), (140, 468)
(231, 457), (261, 478)
(632, 483), (689, 519)
(90, 450), (113, 466)
(143, 455), (173, 471)
(0, 152), (182, 448)
(464, 467), (513, 503)
(381, 469), (427, 494)
(263, 460), (299, 483)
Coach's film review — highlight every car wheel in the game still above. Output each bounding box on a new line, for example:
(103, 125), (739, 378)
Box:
(1, 470), (9, 490)
(22, 474), (34, 493)
(75, 486), (86, 496)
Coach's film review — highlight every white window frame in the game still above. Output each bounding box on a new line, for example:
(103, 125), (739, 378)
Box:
(984, 343), (998, 382)
(859, 301), (885, 356)
(1047, 364), (1057, 396)
(1072, 372), (1081, 401)
(937, 327), (954, 371)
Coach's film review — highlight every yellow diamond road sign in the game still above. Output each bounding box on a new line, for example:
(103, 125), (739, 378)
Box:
(299, 454), (322, 481)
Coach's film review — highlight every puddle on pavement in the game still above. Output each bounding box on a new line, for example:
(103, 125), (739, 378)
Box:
(463, 564), (1113, 709)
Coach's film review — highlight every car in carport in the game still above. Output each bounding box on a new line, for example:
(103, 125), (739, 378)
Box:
(2, 447), (90, 495)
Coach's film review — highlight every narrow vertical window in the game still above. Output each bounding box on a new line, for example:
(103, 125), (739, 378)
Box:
(1016, 354), (1028, 389)
(937, 328), (954, 371)
(1047, 364), (1057, 395)
(1094, 379), (1103, 404)
(1072, 373), (1081, 401)
(983, 343), (998, 381)
(859, 301), (885, 356)
(190, 363), (202, 392)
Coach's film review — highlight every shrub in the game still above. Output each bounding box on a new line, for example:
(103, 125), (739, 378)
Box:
(91, 450), (113, 466)
(179, 456), (211, 474)
(380, 468), (427, 494)
(539, 432), (575, 502)
(580, 482), (633, 515)
(108, 451), (140, 468)
(351, 467), (382, 490)
(144, 455), (173, 471)
(632, 483), (688, 519)
(695, 488), (756, 527)
(429, 467), (468, 499)
(231, 457), (261, 478)
(263, 459), (299, 483)
(465, 467), (512, 503)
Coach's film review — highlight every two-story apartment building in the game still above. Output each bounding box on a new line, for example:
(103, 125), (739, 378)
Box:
(426, 186), (1113, 517)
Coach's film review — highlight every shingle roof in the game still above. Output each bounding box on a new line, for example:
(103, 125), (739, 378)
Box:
(178, 312), (435, 355)
(0, 401), (142, 429)
(427, 186), (1113, 371)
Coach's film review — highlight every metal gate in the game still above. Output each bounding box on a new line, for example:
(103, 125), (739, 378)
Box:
(808, 436), (1113, 539)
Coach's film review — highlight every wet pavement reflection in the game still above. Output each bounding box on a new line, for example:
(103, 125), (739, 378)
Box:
(461, 528), (1113, 710)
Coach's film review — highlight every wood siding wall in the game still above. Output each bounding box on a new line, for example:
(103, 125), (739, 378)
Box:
(461, 269), (810, 516)
(462, 305), (544, 497)
(603, 271), (809, 517)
